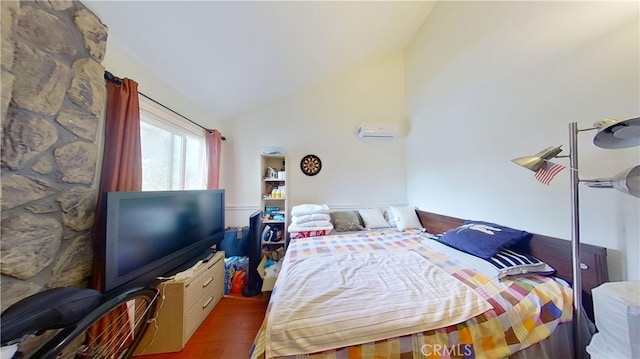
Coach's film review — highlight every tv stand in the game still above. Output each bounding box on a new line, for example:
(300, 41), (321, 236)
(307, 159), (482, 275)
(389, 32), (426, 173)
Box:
(134, 251), (225, 355)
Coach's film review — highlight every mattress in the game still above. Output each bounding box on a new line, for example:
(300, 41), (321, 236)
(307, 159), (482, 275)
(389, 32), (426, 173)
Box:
(250, 229), (573, 359)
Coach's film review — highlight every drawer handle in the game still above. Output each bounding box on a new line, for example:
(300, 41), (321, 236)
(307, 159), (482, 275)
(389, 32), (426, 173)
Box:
(202, 297), (213, 309)
(202, 277), (213, 288)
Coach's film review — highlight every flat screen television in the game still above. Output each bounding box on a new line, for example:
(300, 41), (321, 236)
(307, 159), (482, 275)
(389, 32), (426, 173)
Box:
(102, 189), (225, 293)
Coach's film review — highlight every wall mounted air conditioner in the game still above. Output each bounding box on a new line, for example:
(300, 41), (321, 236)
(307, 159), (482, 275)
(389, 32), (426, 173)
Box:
(357, 122), (399, 139)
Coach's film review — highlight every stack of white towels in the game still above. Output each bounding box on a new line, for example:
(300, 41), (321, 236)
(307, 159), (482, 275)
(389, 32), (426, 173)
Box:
(287, 204), (333, 238)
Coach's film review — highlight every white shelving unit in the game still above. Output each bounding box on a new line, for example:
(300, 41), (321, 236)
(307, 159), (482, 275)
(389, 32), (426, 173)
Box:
(260, 154), (288, 251)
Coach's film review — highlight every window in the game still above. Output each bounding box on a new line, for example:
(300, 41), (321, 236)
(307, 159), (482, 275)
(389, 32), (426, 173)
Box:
(139, 97), (206, 190)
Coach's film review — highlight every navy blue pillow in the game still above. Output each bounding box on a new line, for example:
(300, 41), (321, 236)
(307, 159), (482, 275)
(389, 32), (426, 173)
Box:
(436, 220), (532, 259)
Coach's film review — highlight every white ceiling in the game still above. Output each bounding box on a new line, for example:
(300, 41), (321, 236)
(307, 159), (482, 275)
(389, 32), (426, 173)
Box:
(84, 1), (437, 120)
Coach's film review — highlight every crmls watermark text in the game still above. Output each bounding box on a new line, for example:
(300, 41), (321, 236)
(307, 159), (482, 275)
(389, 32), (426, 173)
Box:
(421, 344), (473, 356)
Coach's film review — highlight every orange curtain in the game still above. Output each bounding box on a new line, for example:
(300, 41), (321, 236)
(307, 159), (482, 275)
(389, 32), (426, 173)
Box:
(86, 77), (142, 355)
(205, 129), (222, 189)
(91, 77), (142, 292)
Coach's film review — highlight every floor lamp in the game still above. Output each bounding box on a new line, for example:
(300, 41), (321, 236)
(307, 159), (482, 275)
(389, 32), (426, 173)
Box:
(511, 116), (640, 358)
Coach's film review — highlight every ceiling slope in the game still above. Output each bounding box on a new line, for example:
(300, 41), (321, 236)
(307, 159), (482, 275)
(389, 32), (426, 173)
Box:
(85, 1), (436, 120)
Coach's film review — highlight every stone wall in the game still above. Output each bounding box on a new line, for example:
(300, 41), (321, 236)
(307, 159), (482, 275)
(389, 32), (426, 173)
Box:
(1, 0), (107, 310)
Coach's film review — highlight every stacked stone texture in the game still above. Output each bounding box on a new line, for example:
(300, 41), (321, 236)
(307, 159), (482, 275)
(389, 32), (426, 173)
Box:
(1, 0), (108, 309)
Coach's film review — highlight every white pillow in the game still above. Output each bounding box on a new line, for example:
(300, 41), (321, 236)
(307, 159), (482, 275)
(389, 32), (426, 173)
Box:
(389, 206), (423, 231)
(383, 208), (397, 228)
(358, 208), (391, 229)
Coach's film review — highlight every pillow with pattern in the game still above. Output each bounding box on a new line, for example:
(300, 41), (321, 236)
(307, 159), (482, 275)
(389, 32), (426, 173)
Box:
(429, 233), (553, 279)
(329, 211), (364, 232)
(485, 248), (555, 278)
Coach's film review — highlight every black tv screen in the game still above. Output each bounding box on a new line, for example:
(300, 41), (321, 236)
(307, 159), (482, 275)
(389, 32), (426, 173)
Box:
(103, 189), (225, 293)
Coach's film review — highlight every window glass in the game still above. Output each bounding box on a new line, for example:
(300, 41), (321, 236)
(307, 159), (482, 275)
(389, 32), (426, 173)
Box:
(184, 136), (205, 189)
(139, 97), (206, 190)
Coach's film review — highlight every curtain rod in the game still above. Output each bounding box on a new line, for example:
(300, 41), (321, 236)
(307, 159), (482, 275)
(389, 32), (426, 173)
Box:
(104, 71), (226, 141)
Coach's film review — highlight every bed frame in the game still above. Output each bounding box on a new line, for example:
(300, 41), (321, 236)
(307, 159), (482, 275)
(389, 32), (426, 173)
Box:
(416, 210), (608, 320)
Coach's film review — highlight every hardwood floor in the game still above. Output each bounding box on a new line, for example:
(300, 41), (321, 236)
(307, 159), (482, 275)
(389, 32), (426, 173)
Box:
(135, 293), (268, 359)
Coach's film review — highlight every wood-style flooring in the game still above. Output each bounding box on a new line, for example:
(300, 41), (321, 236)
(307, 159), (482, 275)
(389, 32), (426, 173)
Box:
(135, 293), (268, 359)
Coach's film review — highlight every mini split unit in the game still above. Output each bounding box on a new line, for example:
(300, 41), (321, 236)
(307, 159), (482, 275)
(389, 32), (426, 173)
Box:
(357, 123), (399, 139)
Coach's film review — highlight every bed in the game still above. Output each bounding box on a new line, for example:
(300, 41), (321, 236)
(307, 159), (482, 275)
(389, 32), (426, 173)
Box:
(250, 209), (608, 359)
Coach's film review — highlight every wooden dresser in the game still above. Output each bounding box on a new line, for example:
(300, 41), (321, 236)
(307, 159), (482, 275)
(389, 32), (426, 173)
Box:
(134, 251), (225, 355)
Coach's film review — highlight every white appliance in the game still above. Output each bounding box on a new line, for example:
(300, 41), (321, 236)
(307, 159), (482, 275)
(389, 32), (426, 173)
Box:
(587, 281), (640, 359)
(357, 123), (399, 139)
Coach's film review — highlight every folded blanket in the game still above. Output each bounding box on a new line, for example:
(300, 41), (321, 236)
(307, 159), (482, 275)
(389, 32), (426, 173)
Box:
(291, 213), (331, 224)
(290, 230), (332, 239)
(265, 250), (492, 357)
(288, 223), (334, 233)
(291, 204), (330, 216)
(290, 220), (332, 228)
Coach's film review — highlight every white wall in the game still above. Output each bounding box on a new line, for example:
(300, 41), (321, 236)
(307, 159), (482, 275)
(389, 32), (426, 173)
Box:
(222, 53), (408, 226)
(101, 43), (218, 129)
(404, 1), (640, 281)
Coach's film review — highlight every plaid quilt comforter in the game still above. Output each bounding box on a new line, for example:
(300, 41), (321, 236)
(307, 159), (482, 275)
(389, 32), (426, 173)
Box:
(250, 230), (573, 359)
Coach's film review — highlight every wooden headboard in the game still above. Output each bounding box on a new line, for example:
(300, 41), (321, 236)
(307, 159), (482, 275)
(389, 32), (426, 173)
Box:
(416, 210), (608, 320)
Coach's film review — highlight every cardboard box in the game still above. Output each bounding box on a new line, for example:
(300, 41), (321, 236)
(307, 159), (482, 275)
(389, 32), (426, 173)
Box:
(262, 277), (277, 292)
(257, 256), (278, 292)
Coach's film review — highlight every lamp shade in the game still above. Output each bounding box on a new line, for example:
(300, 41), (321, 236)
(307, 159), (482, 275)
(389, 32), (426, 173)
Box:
(612, 165), (640, 197)
(584, 165), (640, 198)
(511, 145), (563, 171)
(593, 117), (640, 149)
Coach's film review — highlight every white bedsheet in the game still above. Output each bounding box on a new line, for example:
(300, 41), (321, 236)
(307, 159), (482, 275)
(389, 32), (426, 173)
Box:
(265, 250), (492, 357)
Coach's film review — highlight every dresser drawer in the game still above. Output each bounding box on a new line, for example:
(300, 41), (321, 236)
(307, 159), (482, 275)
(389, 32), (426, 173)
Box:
(184, 277), (224, 341)
(134, 251), (225, 355)
(184, 257), (224, 311)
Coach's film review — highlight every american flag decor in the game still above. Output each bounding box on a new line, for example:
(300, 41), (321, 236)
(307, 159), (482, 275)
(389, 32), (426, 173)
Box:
(535, 161), (565, 185)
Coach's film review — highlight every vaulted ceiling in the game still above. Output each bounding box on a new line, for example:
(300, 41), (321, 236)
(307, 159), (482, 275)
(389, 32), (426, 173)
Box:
(85, 1), (436, 120)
